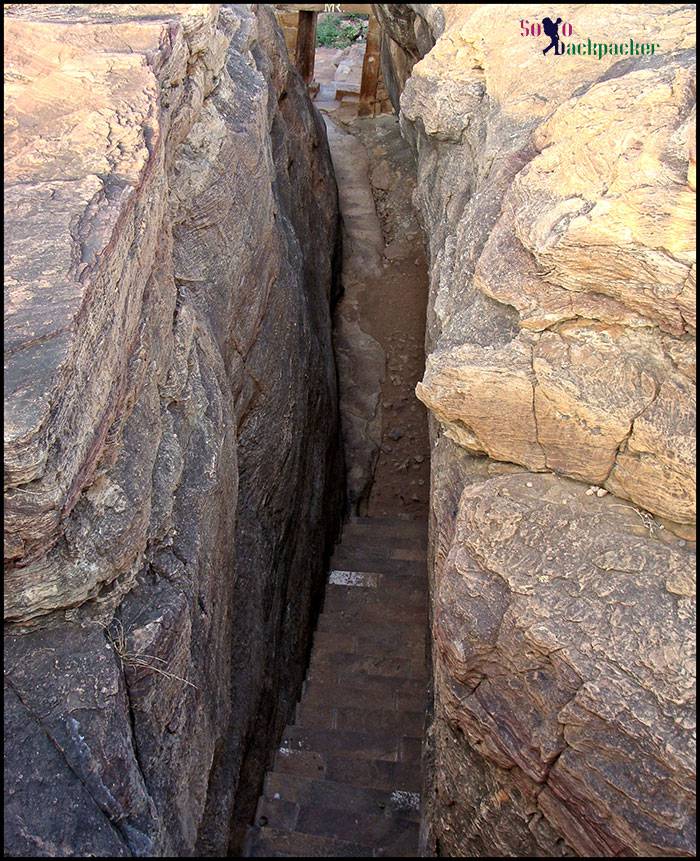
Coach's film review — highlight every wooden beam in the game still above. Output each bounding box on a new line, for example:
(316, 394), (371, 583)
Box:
(295, 10), (318, 84)
(358, 13), (380, 117)
(276, 4), (372, 14)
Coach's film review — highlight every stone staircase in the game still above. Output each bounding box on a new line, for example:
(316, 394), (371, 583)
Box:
(244, 516), (428, 857)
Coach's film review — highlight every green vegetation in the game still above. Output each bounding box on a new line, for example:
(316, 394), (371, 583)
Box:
(316, 13), (368, 49)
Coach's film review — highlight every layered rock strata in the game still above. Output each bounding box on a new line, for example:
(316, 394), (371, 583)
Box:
(4, 4), (342, 856)
(376, 3), (696, 856)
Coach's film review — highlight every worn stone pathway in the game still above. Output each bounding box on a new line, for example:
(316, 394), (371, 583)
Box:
(244, 516), (428, 857)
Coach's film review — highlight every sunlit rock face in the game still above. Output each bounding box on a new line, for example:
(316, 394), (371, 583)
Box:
(4, 5), (343, 855)
(376, 3), (696, 856)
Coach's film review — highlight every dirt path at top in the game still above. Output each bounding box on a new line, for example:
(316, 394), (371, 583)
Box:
(324, 109), (431, 518)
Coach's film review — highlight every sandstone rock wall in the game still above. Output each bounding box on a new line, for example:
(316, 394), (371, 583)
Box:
(375, 3), (696, 856)
(4, 4), (343, 856)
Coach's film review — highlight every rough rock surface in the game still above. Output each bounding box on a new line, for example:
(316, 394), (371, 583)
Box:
(325, 117), (386, 512)
(4, 4), (342, 856)
(376, 3), (696, 856)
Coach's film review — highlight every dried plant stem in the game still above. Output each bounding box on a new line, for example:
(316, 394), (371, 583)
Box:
(103, 619), (198, 690)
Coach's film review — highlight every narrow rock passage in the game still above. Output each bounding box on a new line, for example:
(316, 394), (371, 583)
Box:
(245, 100), (431, 857)
(327, 112), (431, 514)
(244, 516), (427, 857)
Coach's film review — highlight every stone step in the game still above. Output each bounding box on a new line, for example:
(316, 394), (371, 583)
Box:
(295, 803), (419, 854)
(311, 630), (426, 665)
(302, 673), (425, 711)
(308, 650), (425, 680)
(321, 594), (427, 617)
(262, 772), (422, 823)
(314, 601), (427, 629)
(329, 555), (426, 576)
(244, 825), (374, 857)
(280, 725), (419, 762)
(332, 536), (426, 552)
(271, 739), (421, 792)
(348, 516), (427, 536)
(302, 666), (428, 695)
(324, 754), (422, 792)
(322, 585), (427, 614)
(253, 795), (420, 849)
(326, 569), (427, 593)
(304, 666), (428, 695)
(325, 573), (427, 597)
(335, 530), (427, 552)
(294, 703), (425, 737)
(245, 515), (429, 855)
(316, 612), (425, 639)
(274, 747), (327, 780)
(334, 541), (426, 563)
(255, 796), (299, 831)
(271, 739), (421, 785)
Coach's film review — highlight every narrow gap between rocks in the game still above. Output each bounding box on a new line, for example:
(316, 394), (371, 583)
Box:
(237, 22), (432, 858)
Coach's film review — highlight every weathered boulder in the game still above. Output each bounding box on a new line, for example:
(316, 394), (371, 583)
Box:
(434, 472), (695, 857)
(4, 4), (342, 855)
(377, 4), (696, 532)
(376, 2), (696, 856)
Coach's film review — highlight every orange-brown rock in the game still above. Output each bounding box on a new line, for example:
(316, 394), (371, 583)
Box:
(378, 3), (696, 856)
(4, 5), (343, 855)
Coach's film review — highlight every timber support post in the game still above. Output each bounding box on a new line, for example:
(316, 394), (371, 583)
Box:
(358, 14), (380, 117)
(295, 10), (318, 83)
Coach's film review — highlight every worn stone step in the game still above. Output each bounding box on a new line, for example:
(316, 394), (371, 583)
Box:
(262, 772), (421, 823)
(303, 669), (427, 692)
(244, 825), (374, 857)
(348, 516), (427, 537)
(295, 703), (425, 737)
(324, 578), (427, 603)
(330, 555), (426, 577)
(271, 740), (421, 791)
(311, 631), (425, 665)
(323, 574), (427, 600)
(301, 679), (397, 712)
(336, 540), (427, 562)
(253, 793), (420, 854)
(295, 804), (420, 853)
(322, 590), (427, 617)
(327, 569), (427, 590)
(273, 747), (326, 779)
(309, 650), (425, 680)
(254, 796), (299, 831)
(334, 542), (426, 564)
(281, 725), (413, 761)
(336, 528), (428, 559)
(335, 537), (427, 551)
(303, 668), (428, 697)
(316, 613), (424, 639)
(313, 626), (427, 650)
(314, 601), (427, 629)
(324, 754), (422, 792)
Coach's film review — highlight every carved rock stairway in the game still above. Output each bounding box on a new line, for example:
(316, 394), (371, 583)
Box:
(244, 516), (429, 857)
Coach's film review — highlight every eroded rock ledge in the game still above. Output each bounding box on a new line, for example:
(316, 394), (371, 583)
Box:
(4, 5), (342, 855)
(376, 3), (696, 856)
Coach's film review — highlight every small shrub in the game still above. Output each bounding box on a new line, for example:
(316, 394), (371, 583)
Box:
(316, 13), (368, 49)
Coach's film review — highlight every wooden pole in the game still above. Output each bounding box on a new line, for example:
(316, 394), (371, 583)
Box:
(358, 13), (380, 117)
(295, 10), (318, 84)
